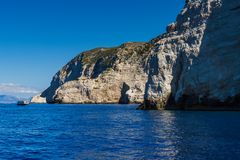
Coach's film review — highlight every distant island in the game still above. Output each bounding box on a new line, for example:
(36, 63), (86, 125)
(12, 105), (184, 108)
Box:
(0, 95), (19, 104)
(32, 0), (240, 110)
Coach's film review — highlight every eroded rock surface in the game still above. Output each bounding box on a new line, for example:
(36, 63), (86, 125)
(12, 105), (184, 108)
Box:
(30, 94), (46, 104)
(34, 43), (151, 104)
(32, 0), (240, 109)
(141, 0), (240, 109)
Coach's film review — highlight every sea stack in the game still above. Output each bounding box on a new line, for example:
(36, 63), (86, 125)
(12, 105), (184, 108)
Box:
(32, 0), (240, 110)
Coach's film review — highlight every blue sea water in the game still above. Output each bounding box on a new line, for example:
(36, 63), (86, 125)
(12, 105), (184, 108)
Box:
(0, 104), (240, 160)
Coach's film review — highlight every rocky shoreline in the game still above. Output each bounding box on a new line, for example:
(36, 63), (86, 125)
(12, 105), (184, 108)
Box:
(32, 0), (240, 110)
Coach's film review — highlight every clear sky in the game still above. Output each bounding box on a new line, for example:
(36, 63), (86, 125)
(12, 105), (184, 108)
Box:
(0, 0), (184, 97)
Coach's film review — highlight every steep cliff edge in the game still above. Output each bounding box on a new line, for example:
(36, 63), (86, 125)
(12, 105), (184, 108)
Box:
(33, 0), (240, 109)
(38, 42), (152, 104)
(173, 0), (240, 109)
(141, 0), (240, 109)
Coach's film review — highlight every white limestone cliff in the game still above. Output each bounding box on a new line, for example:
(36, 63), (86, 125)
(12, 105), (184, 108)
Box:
(142, 0), (240, 109)
(32, 0), (240, 109)
(34, 43), (151, 104)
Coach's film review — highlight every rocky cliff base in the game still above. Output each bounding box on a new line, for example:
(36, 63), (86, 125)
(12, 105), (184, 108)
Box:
(32, 0), (240, 110)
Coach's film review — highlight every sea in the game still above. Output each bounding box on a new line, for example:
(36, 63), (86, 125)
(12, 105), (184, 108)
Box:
(0, 104), (240, 160)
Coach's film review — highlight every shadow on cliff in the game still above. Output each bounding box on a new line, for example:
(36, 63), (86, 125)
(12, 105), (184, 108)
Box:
(41, 54), (85, 103)
(119, 82), (130, 104)
(166, 0), (240, 109)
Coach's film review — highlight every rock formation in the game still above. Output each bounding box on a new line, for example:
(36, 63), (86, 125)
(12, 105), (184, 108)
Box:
(30, 94), (46, 104)
(32, 0), (240, 109)
(141, 0), (240, 110)
(37, 43), (152, 104)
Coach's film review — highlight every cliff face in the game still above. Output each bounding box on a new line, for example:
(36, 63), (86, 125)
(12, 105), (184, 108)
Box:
(33, 0), (240, 109)
(40, 42), (152, 104)
(142, 0), (240, 109)
(173, 0), (240, 108)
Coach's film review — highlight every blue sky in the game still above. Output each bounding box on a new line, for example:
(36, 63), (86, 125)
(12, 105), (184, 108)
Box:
(0, 0), (184, 97)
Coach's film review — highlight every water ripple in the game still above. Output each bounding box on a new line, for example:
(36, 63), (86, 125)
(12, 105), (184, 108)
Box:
(0, 104), (240, 159)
